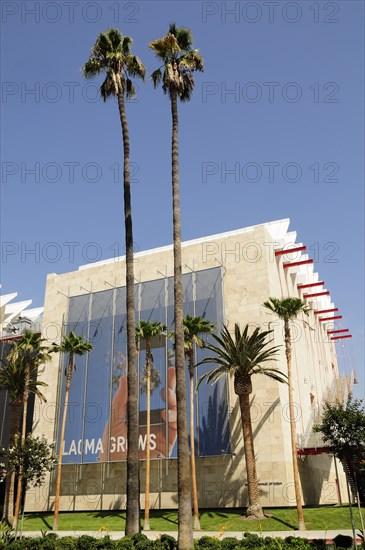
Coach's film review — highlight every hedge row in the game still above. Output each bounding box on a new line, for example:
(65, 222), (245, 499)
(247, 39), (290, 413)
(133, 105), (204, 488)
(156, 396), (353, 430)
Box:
(0, 532), (357, 550)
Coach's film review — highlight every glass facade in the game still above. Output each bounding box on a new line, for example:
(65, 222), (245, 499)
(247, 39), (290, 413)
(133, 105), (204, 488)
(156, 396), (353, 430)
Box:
(58, 267), (231, 464)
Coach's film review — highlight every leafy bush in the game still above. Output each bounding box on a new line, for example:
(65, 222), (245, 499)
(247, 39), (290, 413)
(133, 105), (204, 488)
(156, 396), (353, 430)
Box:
(92, 536), (115, 549)
(333, 535), (353, 549)
(75, 535), (98, 550)
(194, 536), (221, 550)
(220, 537), (241, 550)
(115, 537), (133, 550)
(54, 536), (76, 549)
(310, 540), (327, 550)
(154, 534), (177, 550)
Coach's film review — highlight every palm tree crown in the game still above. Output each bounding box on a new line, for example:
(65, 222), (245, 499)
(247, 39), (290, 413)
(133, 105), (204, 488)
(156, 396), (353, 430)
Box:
(51, 330), (93, 359)
(198, 323), (286, 391)
(83, 28), (145, 101)
(0, 332), (50, 405)
(149, 23), (204, 101)
(183, 315), (215, 355)
(263, 297), (310, 321)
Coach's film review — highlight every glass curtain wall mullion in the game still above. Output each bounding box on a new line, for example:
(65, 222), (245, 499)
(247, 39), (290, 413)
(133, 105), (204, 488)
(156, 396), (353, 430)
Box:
(107, 286), (117, 465)
(163, 271), (169, 469)
(80, 291), (93, 465)
(192, 269), (201, 457)
(54, 313), (67, 477)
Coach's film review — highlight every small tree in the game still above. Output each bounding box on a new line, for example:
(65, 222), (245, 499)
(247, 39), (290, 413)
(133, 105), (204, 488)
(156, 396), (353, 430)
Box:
(4, 434), (57, 490)
(314, 398), (365, 461)
(51, 331), (92, 530)
(135, 320), (167, 530)
(183, 315), (215, 530)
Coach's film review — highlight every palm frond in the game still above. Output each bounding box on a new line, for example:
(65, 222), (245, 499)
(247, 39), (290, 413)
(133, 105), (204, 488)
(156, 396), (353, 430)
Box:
(151, 68), (162, 88)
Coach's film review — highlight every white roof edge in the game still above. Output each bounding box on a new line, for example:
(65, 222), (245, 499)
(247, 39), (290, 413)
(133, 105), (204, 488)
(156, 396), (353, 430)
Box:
(79, 218), (291, 271)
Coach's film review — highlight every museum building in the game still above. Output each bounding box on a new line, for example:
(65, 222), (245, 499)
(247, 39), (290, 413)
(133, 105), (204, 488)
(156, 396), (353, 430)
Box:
(26, 219), (355, 512)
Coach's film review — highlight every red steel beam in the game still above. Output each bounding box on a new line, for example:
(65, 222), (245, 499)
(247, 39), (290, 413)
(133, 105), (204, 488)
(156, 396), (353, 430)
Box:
(297, 281), (324, 290)
(304, 291), (330, 299)
(319, 315), (342, 322)
(331, 334), (352, 340)
(275, 245), (306, 257)
(327, 329), (349, 334)
(283, 259), (314, 268)
(314, 308), (338, 315)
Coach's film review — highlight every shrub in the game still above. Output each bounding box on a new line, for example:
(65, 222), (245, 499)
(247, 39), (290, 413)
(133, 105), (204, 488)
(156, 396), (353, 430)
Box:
(54, 536), (76, 549)
(194, 536), (221, 550)
(115, 537), (134, 550)
(220, 536), (241, 550)
(310, 540), (327, 550)
(154, 534), (177, 550)
(92, 535), (116, 549)
(75, 535), (97, 550)
(333, 535), (353, 549)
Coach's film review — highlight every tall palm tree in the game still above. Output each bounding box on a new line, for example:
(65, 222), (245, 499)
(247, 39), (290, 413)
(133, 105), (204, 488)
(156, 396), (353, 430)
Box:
(0, 337), (48, 523)
(197, 323), (286, 519)
(183, 315), (215, 530)
(83, 28), (145, 536)
(136, 320), (167, 531)
(263, 297), (310, 531)
(51, 331), (92, 531)
(8, 332), (52, 530)
(149, 24), (203, 550)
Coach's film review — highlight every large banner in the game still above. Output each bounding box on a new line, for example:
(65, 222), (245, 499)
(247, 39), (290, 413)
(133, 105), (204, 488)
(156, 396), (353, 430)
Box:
(58, 268), (231, 463)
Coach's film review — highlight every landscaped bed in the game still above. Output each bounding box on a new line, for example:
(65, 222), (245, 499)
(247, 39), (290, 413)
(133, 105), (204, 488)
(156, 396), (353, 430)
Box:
(17, 507), (365, 532)
(0, 531), (361, 550)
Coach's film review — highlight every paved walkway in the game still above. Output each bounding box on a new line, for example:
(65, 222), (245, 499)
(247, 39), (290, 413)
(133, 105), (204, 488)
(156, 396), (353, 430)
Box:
(18, 529), (363, 541)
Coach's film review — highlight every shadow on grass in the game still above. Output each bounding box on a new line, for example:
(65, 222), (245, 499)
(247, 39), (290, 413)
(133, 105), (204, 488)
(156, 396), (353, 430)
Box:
(269, 516), (297, 530)
(25, 513), (52, 530)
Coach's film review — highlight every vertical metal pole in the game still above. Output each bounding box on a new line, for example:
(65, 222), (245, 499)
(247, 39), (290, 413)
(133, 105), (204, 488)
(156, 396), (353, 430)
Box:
(345, 474), (358, 549)
(334, 455), (342, 506)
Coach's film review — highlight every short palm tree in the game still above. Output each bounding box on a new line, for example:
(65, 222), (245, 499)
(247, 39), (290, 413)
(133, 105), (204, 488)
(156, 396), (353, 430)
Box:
(0, 336), (48, 523)
(136, 320), (167, 531)
(83, 28), (145, 536)
(8, 332), (52, 530)
(149, 24), (203, 550)
(263, 297), (310, 531)
(51, 331), (92, 531)
(183, 315), (215, 530)
(198, 323), (286, 519)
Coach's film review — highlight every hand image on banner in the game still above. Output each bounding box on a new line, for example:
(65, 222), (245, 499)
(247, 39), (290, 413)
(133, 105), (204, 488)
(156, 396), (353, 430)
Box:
(99, 366), (177, 461)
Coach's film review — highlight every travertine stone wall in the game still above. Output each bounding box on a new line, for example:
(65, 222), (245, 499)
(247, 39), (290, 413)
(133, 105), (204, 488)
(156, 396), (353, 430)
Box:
(27, 223), (346, 512)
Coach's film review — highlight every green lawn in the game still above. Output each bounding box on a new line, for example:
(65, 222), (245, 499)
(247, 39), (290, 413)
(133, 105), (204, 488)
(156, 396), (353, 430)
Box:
(20, 506), (365, 532)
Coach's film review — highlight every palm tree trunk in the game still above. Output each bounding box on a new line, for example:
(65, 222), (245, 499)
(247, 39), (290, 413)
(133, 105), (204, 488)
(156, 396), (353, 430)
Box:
(117, 90), (140, 536)
(144, 342), (152, 531)
(13, 365), (30, 530)
(284, 321), (306, 531)
(2, 403), (21, 523)
(170, 89), (193, 550)
(189, 351), (200, 530)
(53, 352), (73, 531)
(238, 391), (264, 519)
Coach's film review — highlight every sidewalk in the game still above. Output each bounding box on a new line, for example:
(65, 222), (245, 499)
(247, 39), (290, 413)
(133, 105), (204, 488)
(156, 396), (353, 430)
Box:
(19, 529), (363, 542)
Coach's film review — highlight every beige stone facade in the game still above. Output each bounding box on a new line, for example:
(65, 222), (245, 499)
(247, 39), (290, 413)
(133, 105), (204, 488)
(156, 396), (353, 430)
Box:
(27, 219), (350, 512)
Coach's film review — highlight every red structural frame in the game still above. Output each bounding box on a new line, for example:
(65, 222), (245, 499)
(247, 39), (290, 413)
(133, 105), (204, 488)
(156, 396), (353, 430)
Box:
(297, 281), (324, 290)
(314, 308), (338, 315)
(304, 291), (330, 299)
(331, 334), (352, 340)
(319, 315), (342, 322)
(327, 329), (349, 334)
(275, 245), (306, 257)
(283, 259), (314, 268)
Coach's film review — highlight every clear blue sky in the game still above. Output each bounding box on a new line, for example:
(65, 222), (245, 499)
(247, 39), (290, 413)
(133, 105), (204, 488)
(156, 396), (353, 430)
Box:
(1, 1), (364, 396)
